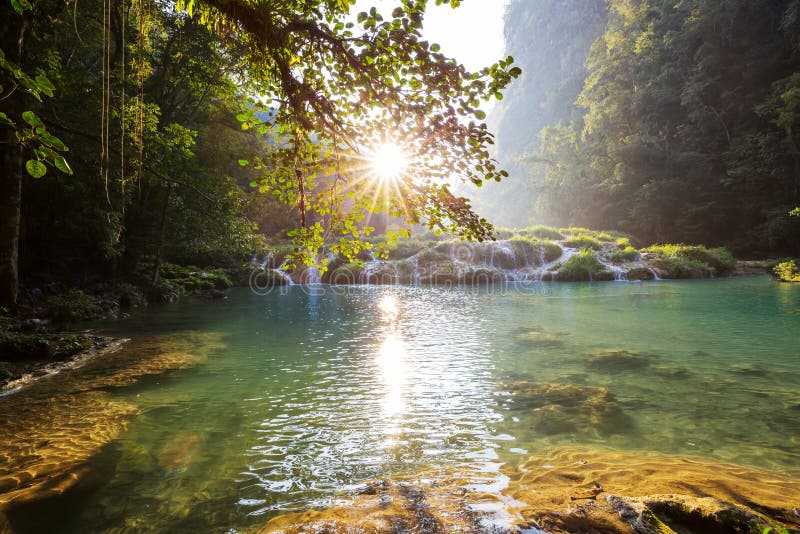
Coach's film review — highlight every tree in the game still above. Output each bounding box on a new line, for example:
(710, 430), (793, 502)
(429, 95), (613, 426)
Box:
(187, 0), (520, 267)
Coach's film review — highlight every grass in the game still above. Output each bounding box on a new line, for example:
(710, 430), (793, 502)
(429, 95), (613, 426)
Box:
(524, 225), (564, 240)
(562, 234), (602, 250)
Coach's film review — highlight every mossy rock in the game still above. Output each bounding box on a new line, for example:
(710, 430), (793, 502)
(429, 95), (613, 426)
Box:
(461, 267), (506, 285)
(328, 263), (363, 284)
(627, 267), (656, 280)
(556, 251), (610, 281)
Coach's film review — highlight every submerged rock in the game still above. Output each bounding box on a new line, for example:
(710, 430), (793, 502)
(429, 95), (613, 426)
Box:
(507, 447), (800, 534)
(513, 325), (567, 347)
(257, 477), (517, 533)
(584, 349), (652, 372)
(504, 381), (634, 436)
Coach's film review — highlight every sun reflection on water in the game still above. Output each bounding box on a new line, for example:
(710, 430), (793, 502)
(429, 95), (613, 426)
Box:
(375, 293), (407, 446)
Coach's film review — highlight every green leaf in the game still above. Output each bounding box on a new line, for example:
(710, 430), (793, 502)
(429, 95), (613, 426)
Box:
(0, 112), (14, 127)
(53, 156), (73, 175)
(34, 74), (55, 96)
(25, 160), (47, 178)
(238, 159), (249, 166)
(475, 109), (486, 120)
(10, 0), (32, 14)
(39, 132), (68, 151)
(21, 110), (44, 128)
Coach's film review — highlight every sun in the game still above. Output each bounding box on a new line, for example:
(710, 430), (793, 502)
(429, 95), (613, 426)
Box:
(369, 142), (409, 181)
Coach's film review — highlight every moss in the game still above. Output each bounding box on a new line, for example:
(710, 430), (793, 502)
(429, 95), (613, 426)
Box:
(556, 249), (609, 281)
(329, 263), (364, 284)
(563, 234), (602, 250)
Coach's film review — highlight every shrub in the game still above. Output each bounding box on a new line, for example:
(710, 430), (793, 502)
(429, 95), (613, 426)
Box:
(563, 234), (602, 250)
(773, 260), (800, 282)
(615, 237), (631, 247)
(0, 361), (15, 380)
(556, 249), (609, 281)
(610, 246), (639, 263)
(45, 290), (103, 322)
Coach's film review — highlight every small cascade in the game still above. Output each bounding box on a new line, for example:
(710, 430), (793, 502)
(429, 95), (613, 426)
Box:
(597, 255), (628, 281)
(411, 257), (421, 286)
(359, 250), (380, 285)
(532, 245), (573, 282)
(304, 265), (322, 285)
(633, 253), (661, 280)
(261, 251), (273, 270)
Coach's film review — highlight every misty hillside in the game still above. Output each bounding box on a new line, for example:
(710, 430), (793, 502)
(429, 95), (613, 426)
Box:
(482, 0), (800, 256)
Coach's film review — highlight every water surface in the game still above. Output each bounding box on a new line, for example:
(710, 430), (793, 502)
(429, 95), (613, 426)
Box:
(3, 276), (799, 531)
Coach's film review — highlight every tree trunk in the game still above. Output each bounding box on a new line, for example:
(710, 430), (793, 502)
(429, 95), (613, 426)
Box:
(151, 185), (171, 286)
(0, 137), (23, 308)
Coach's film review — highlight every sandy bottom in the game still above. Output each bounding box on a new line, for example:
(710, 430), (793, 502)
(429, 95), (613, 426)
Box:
(0, 331), (224, 527)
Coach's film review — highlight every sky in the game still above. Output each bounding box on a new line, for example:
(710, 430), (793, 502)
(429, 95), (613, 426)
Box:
(350, 1), (509, 73)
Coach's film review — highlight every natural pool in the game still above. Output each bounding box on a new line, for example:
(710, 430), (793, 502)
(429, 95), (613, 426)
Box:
(1, 276), (799, 532)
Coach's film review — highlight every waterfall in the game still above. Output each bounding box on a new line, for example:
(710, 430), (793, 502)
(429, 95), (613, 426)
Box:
(597, 255), (628, 281)
(633, 253), (661, 280)
(304, 265), (322, 285)
(260, 251), (273, 270)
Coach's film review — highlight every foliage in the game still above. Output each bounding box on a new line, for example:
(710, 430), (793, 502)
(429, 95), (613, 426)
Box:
(556, 248), (607, 281)
(160, 263), (233, 292)
(773, 260), (800, 282)
(44, 290), (103, 322)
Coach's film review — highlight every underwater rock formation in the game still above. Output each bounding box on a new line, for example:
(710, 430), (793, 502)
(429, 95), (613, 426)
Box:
(507, 447), (800, 533)
(503, 381), (634, 437)
(584, 350), (653, 372)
